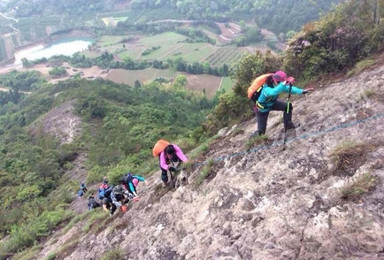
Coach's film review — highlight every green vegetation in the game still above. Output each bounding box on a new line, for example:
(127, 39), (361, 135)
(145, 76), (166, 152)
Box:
(44, 252), (57, 260)
(284, 0), (384, 81)
(347, 59), (376, 77)
(201, 50), (282, 135)
(126, 0), (338, 33)
(0, 76), (216, 257)
(199, 0), (384, 135)
(100, 249), (124, 260)
(82, 210), (107, 233)
(49, 66), (67, 77)
(340, 173), (379, 201)
(0, 70), (46, 105)
(219, 77), (236, 92)
(245, 134), (269, 150)
(0, 209), (72, 258)
(194, 160), (214, 187)
(329, 141), (374, 177)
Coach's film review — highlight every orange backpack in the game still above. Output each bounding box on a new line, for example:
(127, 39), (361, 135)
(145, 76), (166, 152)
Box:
(152, 139), (170, 157)
(247, 73), (273, 102)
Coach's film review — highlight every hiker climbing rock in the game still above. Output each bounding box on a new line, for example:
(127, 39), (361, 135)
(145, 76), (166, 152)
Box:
(109, 182), (133, 216)
(87, 194), (101, 210)
(249, 70), (314, 137)
(80, 182), (87, 193)
(153, 139), (188, 187)
(77, 182), (88, 197)
(98, 177), (113, 200)
(121, 172), (149, 198)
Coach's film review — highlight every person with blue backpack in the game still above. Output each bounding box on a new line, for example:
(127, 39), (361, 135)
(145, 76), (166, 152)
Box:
(98, 177), (113, 200)
(251, 70), (314, 137)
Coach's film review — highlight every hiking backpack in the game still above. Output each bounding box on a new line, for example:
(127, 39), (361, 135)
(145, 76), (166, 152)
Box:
(98, 184), (113, 200)
(152, 139), (170, 157)
(247, 73), (273, 103)
(122, 172), (134, 184)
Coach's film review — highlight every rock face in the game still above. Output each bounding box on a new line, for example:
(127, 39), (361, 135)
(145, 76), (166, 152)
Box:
(37, 65), (384, 260)
(29, 99), (82, 144)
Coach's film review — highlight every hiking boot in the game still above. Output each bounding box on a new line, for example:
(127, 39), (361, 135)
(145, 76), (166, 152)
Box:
(285, 122), (300, 131)
(162, 181), (168, 188)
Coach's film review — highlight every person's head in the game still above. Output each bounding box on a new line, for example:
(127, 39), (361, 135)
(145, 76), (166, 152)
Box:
(132, 178), (139, 187)
(119, 178), (126, 186)
(165, 145), (175, 159)
(102, 176), (108, 184)
(273, 71), (287, 84)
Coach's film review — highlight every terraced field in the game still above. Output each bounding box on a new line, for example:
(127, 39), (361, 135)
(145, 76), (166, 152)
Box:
(204, 47), (250, 67)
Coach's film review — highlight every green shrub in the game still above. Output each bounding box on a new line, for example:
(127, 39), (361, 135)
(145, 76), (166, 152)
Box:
(340, 173), (379, 201)
(82, 210), (108, 233)
(346, 59), (375, 77)
(87, 165), (107, 184)
(100, 249), (124, 260)
(0, 209), (71, 257)
(329, 141), (373, 176)
(284, 1), (383, 80)
(44, 252), (57, 260)
(49, 66), (67, 77)
(194, 160), (214, 187)
(245, 134), (269, 150)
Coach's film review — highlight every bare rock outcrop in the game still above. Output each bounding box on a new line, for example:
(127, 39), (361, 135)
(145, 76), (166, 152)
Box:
(38, 64), (384, 260)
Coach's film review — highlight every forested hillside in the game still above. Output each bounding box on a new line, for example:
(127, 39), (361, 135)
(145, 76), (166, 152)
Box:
(2, 0), (340, 33)
(0, 77), (215, 256)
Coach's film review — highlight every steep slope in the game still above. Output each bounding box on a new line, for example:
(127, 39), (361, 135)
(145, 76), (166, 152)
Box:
(37, 64), (383, 259)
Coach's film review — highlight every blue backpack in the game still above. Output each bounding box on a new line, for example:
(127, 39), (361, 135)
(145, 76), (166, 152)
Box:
(98, 185), (113, 200)
(77, 190), (84, 197)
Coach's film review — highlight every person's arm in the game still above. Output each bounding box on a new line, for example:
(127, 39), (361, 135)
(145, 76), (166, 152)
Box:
(159, 151), (169, 170)
(133, 175), (145, 182)
(102, 203), (109, 213)
(172, 144), (188, 162)
(128, 182), (138, 197)
(264, 82), (303, 96)
(133, 175), (149, 186)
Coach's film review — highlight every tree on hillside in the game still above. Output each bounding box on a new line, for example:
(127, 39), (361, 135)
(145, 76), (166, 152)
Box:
(173, 75), (187, 90)
(284, 0), (384, 79)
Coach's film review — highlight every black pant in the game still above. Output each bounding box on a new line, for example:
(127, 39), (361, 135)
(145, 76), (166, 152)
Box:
(257, 100), (293, 135)
(160, 156), (181, 183)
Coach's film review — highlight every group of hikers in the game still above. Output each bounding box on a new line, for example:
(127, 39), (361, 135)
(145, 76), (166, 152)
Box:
(78, 69), (312, 215)
(85, 173), (148, 216)
(78, 140), (188, 216)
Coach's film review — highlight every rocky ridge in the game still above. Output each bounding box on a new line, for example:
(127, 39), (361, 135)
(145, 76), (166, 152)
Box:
(36, 63), (384, 260)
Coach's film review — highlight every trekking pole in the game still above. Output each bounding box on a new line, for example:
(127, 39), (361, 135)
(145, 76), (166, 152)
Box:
(283, 83), (293, 150)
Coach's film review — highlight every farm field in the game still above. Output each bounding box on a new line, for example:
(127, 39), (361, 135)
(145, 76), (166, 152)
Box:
(155, 42), (216, 62)
(107, 31), (251, 66)
(219, 77), (236, 92)
(204, 47), (249, 67)
(105, 68), (179, 85)
(98, 35), (127, 47)
(104, 68), (223, 98)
